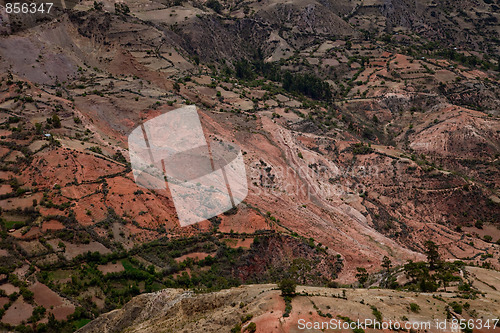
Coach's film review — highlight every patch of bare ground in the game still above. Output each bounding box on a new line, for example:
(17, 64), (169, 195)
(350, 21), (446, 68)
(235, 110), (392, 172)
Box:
(174, 252), (212, 263)
(2, 297), (33, 326)
(41, 220), (65, 231)
(97, 262), (125, 274)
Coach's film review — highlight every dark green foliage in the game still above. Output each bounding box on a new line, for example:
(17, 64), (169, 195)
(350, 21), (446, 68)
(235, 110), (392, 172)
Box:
(246, 322), (257, 332)
(434, 49), (495, 70)
(50, 114), (61, 128)
(231, 323), (242, 333)
(20, 287), (34, 302)
(206, 0), (222, 13)
(93, 1), (103, 10)
(8, 116), (20, 123)
(89, 146), (102, 154)
(351, 143), (373, 155)
(112, 151), (127, 164)
(355, 267), (369, 286)
(282, 71), (331, 100)
(382, 256), (392, 273)
(371, 306), (382, 321)
(1, 228), (339, 330)
(231, 57), (331, 101)
(449, 301), (463, 314)
(403, 261), (437, 292)
(234, 60), (254, 80)
(403, 260), (464, 292)
(114, 3), (130, 14)
(283, 295), (293, 317)
(35, 123), (42, 135)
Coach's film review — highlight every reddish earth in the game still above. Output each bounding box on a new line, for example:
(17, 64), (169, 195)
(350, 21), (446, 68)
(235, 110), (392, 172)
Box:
(0, 185), (11, 195)
(0, 193), (43, 210)
(41, 220), (65, 231)
(50, 305), (76, 321)
(0, 171), (14, 180)
(29, 282), (65, 308)
(2, 297), (33, 326)
(0, 4), (498, 299)
(219, 206), (272, 233)
(0, 297), (8, 308)
(11, 226), (42, 240)
(97, 262), (125, 274)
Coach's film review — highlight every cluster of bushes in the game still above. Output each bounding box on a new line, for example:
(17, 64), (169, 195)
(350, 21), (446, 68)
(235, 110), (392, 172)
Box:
(403, 241), (464, 292)
(231, 58), (332, 101)
(351, 143), (373, 155)
(434, 49), (497, 71)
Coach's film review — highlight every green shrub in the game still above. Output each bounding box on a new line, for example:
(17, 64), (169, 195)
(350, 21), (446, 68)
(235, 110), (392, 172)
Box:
(278, 279), (296, 295)
(409, 303), (420, 313)
(449, 301), (462, 314)
(371, 306), (382, 321)
(246, 322), (257, 333)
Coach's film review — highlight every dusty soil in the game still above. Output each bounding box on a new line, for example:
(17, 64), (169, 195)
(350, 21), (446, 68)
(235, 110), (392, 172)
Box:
(78, 267), (500, 333)
(98, 262), (125, 274)
(174, 252), (212, 263)
(2, 297), (33, 326)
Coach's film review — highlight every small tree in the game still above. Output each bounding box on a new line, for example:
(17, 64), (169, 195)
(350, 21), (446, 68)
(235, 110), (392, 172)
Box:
(278, 278), (296, 296)
(246, 322), (257, 333)
(424, 241), (440, 269)
(93, 1), (103, 10)
(206, 0), (222, 13)
(382, 256), (392, 273)
(355, 267), (369, 286)
(51, 114), (61, 128)
(115, 3), (130, 15)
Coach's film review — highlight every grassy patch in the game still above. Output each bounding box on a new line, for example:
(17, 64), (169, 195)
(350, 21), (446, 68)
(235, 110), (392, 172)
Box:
(121, 259), (142, 274)
(4, 220), (25, 229)
(48, 269), (74, 281)
(73, 318), (92, 329)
